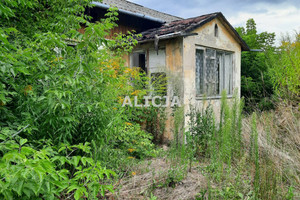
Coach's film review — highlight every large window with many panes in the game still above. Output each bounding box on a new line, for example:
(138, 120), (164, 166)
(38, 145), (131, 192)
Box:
(195, 47), (234, 97)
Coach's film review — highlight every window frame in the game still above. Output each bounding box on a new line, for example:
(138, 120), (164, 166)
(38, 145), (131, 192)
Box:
(130, 50), (147, 73)
(195, 46), (234, 99)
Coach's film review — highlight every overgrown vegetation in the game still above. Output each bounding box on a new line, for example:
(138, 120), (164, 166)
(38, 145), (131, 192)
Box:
(0, 141), (116, 199)
(0, 0), (159, 199)
(236, 19), (299, 112)
(236, 19), (276, 112)
(186, 92), (299, 199)
(267, 33), (300, 103)
(111, 88), (299, 199)
(0, 1), (299, 199)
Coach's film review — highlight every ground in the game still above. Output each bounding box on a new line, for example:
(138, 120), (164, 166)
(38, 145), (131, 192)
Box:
(111, 154), (208, 199)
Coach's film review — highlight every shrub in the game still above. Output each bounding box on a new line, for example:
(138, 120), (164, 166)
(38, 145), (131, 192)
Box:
(0, 136), (115, 200)
(113, 123), (155, 159)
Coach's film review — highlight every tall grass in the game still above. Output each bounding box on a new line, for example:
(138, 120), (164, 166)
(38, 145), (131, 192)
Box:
(186, 91), (299, 199)
(250, 113), (260, 199)
(208, 91), (244, 180)
(243, 102), (300, 199)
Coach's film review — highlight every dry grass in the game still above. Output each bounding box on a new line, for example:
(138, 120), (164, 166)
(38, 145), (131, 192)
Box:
(112, 157), (207, 200)
(242, 102), (300, 194)
(108, 102), (299, 200)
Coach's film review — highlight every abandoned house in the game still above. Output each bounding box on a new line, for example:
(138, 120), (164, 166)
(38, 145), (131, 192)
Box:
(86, 0), (250, 141)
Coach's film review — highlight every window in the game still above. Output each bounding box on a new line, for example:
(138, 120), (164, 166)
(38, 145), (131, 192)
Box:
(214, 24), (219, 37)
(130, 49), (166, 74)
(195, 47), (233, 97)
(131, 51), (146, 73)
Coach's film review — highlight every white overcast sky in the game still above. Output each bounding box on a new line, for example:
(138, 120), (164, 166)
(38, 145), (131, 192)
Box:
(129, 0), (300, 45)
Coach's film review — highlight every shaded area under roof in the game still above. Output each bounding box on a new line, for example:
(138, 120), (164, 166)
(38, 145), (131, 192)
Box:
(89, 1), (165, 33)
(138, 12), (250, 51)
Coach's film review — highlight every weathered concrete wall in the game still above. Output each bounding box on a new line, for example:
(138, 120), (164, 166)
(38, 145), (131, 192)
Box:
(125, 39), (184, 142)
(164, 38), (184, 142)
(182, 17), (241, 124)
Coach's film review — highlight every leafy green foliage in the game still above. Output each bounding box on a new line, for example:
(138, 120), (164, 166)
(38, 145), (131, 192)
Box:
(236, 19), (276, 111)
(267, 33), (300, 102)
(0, 136), (115, 199)
(0, 0), (158, 199)
(0, 0), (140, 144)
(113, 123), (155, 159)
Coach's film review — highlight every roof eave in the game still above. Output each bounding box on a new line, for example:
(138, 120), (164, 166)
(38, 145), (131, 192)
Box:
(138, 32), (198, 43)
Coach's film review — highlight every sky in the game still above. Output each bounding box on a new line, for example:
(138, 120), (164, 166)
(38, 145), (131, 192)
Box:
(129, 0), (300, 45)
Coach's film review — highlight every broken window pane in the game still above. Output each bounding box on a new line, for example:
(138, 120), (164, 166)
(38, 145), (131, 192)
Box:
(195, 49), (204, 95)
(195, 47), (233, 97)
(224, 53), (233, 94)
(205, 48), (219, 96)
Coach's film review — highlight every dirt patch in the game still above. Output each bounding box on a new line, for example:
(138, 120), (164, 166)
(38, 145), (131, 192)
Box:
(112, 158), (207, 200)
(152, 168), (207, 200)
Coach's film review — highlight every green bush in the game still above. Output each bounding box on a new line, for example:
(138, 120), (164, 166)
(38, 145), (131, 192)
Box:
(0, 136), (115, 200)
(113, 123), (155, 159)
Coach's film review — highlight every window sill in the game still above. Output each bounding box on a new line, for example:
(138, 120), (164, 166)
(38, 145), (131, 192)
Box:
(195, 95), (233, 100)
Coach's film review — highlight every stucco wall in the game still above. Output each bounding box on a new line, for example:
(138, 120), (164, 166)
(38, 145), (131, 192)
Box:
(182, 17), (242, 124)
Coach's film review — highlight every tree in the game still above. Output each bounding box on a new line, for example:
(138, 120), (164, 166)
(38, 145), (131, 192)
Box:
(236, 19), (276, 111)
(0, 0), (140, 143)
(0, 1), (155, 199)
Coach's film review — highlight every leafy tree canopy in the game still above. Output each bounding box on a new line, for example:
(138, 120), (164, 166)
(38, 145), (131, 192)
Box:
(236, 18), (276, 111)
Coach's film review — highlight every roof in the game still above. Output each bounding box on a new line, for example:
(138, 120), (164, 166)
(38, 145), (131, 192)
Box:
(100, 0), (182, 22)
(138, 12), (250, 51)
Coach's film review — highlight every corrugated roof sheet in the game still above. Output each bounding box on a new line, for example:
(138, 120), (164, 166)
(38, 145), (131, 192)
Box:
(138, 12), (250, 51)
(101, 0), (182, 22)
(138, 13), (218, 41)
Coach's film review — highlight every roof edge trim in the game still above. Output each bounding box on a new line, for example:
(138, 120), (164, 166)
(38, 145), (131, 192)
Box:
(91, 1), (166, 24)
(138, 32), (198, 43)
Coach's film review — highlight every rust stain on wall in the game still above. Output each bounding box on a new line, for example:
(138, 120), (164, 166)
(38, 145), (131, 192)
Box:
(164, 38), (184, 142)
(166, 38), (183, 73)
